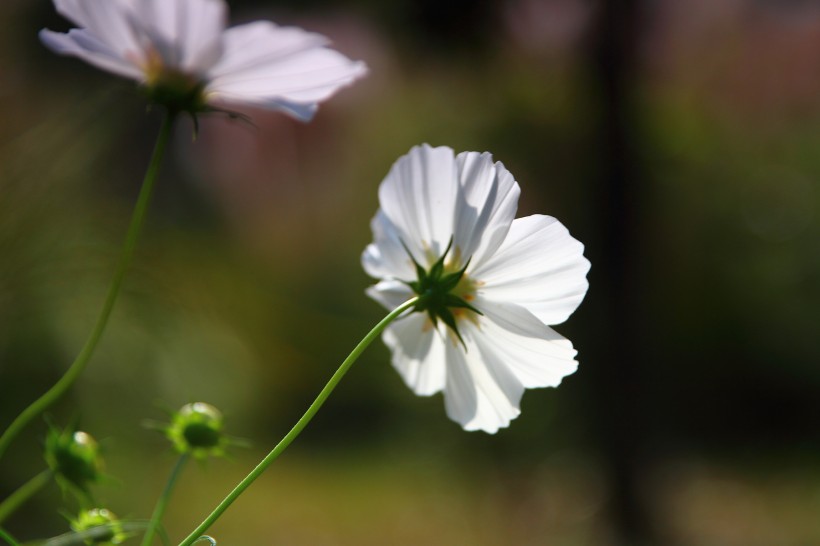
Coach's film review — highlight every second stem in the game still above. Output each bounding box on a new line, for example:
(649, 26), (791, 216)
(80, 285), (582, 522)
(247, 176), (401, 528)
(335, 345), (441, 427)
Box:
(177, 297), (419, 546)
(0, 112), (176, 461)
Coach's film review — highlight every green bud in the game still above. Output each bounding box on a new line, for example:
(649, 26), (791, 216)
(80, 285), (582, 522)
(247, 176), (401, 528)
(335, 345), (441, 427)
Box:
(45, 426), (104, 496)
(165, 403), (227, 459)
(71, 508), (127, 545)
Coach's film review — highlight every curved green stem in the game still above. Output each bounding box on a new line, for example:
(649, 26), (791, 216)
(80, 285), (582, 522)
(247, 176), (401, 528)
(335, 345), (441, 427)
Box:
(177, 298), (419, 546)
(0, 113), (176, 462)
(0, 528), (21, 546)
(0, 470), (51, 524)
(141, 454), (189, 546)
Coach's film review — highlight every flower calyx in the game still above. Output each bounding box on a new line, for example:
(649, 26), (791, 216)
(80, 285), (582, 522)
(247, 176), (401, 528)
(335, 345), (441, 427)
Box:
(140, 47), (208, 121)
(143, 73), (206, 115)
(402, 238), (482, 347)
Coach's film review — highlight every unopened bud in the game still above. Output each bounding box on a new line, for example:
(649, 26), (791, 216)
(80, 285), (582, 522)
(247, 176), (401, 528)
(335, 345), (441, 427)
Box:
(165, 402), (227, 459)
(71, 508), (127, 545)
(45, 426), (104, 495)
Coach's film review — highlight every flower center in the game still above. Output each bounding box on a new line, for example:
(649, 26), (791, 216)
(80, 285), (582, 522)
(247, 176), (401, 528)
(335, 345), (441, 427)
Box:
(403, 239), (482, 346)
(141, 49), (207, 114)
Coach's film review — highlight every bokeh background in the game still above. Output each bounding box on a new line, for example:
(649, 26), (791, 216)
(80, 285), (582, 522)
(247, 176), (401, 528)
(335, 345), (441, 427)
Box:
(2, 0), (820, 544)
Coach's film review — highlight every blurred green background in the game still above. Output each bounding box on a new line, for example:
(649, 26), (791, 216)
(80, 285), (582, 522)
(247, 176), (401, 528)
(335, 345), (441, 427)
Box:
(2, 0), (820, 544)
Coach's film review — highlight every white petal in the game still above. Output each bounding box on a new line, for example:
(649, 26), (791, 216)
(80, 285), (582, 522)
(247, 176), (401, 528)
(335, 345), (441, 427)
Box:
(52, 0), (123, 27)
(50, 0), (142, 59)
(240, 100), (317, 122)
(203, 96), (322, 121)
(361, 210), (416, 281)
(208, 21), (327, 78)
(452, 152), (520, 270)
(472, 215), (590, 325)
(44, 0), (227, 77)
(377, 145), (460, 266)
(382, 314), (447, 396)
(206, 21), (366, 117)
(177, 0), (226, 72)
(441, 340), (478, 429)
(40, 29), (143, 80)
(129, 0), (226, 73)
(474, 298), (579, 388)
(443, 328), (522, 434)
(364, 279), (414, 312)
(209, 47), (365, 100)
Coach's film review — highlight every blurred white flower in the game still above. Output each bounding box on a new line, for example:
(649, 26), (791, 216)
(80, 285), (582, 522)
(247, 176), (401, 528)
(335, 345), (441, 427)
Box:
(40, 0), (367, 120)
(362, 145), (590, 433)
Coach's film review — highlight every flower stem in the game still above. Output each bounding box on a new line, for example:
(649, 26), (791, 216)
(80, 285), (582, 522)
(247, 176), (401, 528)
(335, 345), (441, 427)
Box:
(0, 528), (21, 546)
(176, 297), (419, 546)
(0, 470), (51, 524)
(0, 112), (176, 462)
(141, 454), (189, 546)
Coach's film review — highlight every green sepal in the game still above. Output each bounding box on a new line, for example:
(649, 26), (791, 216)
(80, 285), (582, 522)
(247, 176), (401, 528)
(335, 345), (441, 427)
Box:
(439, 257), (471, 293)
(437, 307), (467, 348)
(399, 238), (428, 283)
(397, 236), (480, 348)
(443, 294), (483, 316)
(427, 238), (452, 281)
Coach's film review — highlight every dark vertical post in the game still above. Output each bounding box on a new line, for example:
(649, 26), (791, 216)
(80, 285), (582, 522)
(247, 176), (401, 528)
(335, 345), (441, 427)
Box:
(583, 0), (656, 544)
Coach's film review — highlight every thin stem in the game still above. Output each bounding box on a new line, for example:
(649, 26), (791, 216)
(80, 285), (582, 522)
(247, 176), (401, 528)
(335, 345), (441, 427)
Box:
(177, 297), (419, 546)
(0, 470), (51, 524)
(141, 454), (189, 546)
(0, 528), (21, 546)
(0, 112), (176, 461)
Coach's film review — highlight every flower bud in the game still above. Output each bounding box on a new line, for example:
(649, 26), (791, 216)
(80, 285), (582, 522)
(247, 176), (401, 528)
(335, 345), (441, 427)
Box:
(71, 508), (127, 545)
(165, 403), (227, 459)
(45, 426), (104, 495)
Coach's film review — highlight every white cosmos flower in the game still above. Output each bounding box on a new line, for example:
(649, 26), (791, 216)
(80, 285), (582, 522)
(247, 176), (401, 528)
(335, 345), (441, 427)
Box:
(362, 144), (590, 433)
(40, 0), (367, 120)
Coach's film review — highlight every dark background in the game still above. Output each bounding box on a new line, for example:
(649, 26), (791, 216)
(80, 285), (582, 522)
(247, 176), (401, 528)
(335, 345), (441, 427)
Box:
(2, 0), (820, 544)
